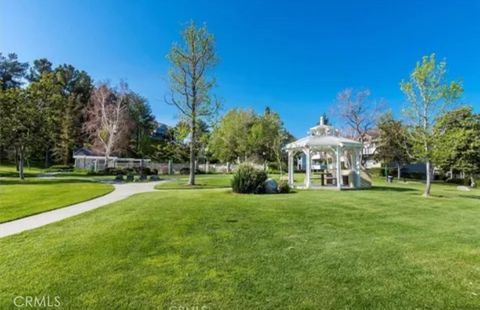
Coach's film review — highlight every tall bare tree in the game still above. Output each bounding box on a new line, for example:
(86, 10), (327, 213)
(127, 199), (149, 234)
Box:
(166, 21), (219, 185)
(333, 88), (383, 144)
(84, 83), (131, 162)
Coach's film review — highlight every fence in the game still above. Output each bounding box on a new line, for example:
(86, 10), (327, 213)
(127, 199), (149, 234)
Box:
(149, 161), (264, 174)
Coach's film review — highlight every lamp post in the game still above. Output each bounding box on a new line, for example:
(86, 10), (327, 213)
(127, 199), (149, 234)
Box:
(263, 151), (267, 171)
(204, 146), (209, 173)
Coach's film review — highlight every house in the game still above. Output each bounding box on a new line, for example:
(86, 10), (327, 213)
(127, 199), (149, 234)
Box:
(73, 148), (151, 172)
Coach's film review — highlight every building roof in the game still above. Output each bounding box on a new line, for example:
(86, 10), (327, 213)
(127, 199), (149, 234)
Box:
(73, 147), (98, 156)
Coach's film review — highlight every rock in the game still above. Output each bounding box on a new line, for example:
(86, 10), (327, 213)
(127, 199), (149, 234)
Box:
(457, 185), (471, 192)
(264, 178), (278, 194)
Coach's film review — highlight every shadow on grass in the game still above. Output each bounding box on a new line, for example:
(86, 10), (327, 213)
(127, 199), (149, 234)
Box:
(0, 172), (40, 178)
(458, 194), (480, 200)
(367, 186), (418, 192)
(0, 178), (95, 185)
(156, 185), (231, 190)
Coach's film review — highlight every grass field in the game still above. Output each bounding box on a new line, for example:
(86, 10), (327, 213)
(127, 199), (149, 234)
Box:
(0, 178), (479, 309)
(154, 173), (296, 189)
(0, 178), (113, 223)
(155, 174), (233, 189)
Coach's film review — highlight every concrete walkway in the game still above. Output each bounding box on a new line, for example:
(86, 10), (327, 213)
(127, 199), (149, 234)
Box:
(0, 181), (162, 238)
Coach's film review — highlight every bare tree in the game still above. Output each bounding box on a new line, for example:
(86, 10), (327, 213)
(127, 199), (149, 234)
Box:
(333, 88), (384, 144)
(166, 21), (219, 185)
(84, 83), (131, 162)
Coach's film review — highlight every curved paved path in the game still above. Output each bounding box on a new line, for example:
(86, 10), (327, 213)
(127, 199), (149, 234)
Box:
(0, 181), (163, 238)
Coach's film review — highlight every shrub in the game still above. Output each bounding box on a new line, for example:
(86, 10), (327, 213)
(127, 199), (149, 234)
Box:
(126, 172), (134, 182)
(179, 167), (201, 175)
(231, 163), (268, 194)
(277, 180), (291, 193)
(114, 174), (124, 182)
(102, 167), (125, 176)
(46, 165), (73, 172)
(139, 167), (151, 175)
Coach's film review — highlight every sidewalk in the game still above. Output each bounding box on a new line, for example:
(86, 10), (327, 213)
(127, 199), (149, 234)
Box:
(0, 181), (162, 238)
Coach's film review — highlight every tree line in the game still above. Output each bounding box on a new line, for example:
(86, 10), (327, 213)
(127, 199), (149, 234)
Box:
(0, 53), (158, 178)
(0, 20), (294, 183)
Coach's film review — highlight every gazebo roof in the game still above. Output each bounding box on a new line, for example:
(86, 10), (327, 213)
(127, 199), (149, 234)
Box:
(284, 116), (363, 151)
(285, 135), (362, 150)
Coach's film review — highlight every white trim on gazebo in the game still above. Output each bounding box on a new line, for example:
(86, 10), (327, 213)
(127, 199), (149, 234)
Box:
(284, 116), (363, 190)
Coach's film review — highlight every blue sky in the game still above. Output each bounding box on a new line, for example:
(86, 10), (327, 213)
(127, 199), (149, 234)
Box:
(1, 0), (480, 137)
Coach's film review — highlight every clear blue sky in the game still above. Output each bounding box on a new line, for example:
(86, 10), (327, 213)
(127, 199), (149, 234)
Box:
(1, 0), (480, 137)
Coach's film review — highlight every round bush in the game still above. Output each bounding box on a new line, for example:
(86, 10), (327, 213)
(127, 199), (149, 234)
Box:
(231, 163), (268, 194)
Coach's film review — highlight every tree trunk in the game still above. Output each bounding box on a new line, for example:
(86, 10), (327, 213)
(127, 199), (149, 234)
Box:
(188, 117), (196, 186)
(18, 146), (25, 180)
(15, 147), (19, 172)
(423, 160), (432, 197)
(397, 163), (401, 179)
(63, 146), (69, 166)
(44, 149), (49, 168)
(470, 175), (476, 188)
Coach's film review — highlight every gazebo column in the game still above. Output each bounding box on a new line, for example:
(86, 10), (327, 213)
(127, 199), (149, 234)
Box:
(287, 151), (294, 186)
(336, 146), (342, 190)
(304, 148), (311, 189)
(355, 148), (361, 188)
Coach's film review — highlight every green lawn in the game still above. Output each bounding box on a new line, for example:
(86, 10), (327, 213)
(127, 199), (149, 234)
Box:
(0, 180), (479, 309)
(155, 174), (234, 189)
(154, 173), (294, 189)
(0, 178), (113, 223)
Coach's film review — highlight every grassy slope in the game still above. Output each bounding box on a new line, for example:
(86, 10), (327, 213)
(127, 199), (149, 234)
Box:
(0, 178), (113, 223)
(0, 180), (479, 309)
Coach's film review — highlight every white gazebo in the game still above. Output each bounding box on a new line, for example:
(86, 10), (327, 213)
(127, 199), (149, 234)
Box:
(285, 116), (364, 190)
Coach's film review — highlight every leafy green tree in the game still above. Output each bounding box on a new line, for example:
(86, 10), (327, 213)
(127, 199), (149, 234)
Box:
(26, 58), (53, 82)
(0, 88), (40, 179)
(248, 108), (290, 171)
(153, 122), (190, 162)
(0, 53), (28, 89)
(209, 109), (256, 163)
(433, 106), (480, 187)
(374, 112), (410, 179)
(166, 21), (220, 185)
(127, 92), (157, 158)
(54, 64), (93, 163)
(26, 72), (65, 166)
(400, 54), (463, 197)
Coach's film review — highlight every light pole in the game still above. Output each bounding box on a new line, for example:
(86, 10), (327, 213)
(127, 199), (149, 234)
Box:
(263, 151), (267, 171)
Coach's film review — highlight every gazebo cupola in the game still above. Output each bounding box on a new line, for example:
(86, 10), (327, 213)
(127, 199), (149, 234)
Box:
(284, 116), (365, 190)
